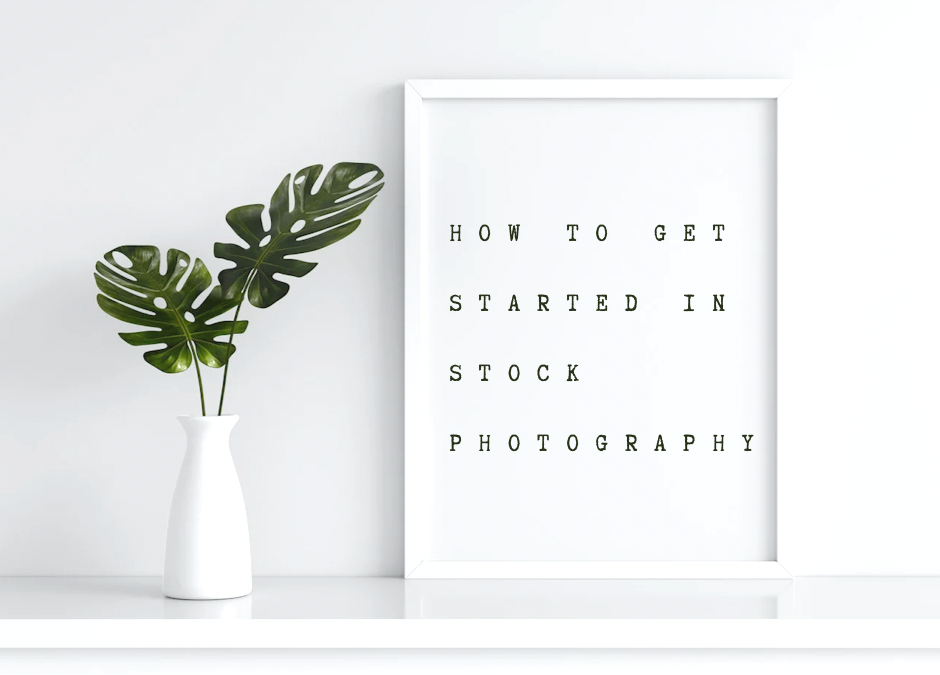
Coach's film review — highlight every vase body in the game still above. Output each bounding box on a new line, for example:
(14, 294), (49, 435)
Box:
(163, 415), (252, 600)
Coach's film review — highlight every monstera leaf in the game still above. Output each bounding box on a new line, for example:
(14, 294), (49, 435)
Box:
(215, 162), (384, 308)
(95, 245), (248, 373)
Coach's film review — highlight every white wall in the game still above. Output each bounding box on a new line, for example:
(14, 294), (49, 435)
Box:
(0, 0), (937, 576)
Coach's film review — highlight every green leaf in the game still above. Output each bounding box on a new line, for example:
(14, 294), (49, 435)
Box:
(214, 162), (385, 308)
(95, 245), (248, 373)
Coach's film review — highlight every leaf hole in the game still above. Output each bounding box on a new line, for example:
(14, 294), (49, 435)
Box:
(184, 311), (196, 323)
(259, 234), (272, 247)
(294, 175), (305, 185)
(112, 251), (132, 268)
(336, 184), (380, 204)
(314, 199), (367, 222)
(107, 296), (156, 316)
(296, 220), (349, 242)
(281, 253), (316, 263)
(306, 168), (327, 196)
(154, 297), (168, 309)
(290, 220), (306, 233)
(175, 264), (193, 293)
(348, 170), (378, 189)
(119, 284), (146, 298)
(191, 283), (214, 310)
(100, 261), (137, 284)
(179, 259), (188, 268)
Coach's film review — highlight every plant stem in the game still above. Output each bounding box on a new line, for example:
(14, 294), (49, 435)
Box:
(217, 298), (245, 415)
(217, 271), (255, 416)
(159, 285), (206, 416)
(191, 342), (206, 416)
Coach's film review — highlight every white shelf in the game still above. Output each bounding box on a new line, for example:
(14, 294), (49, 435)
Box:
(2, 577), (940, 649)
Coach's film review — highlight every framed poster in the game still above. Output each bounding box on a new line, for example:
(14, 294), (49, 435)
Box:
(404, 80), (792, 579)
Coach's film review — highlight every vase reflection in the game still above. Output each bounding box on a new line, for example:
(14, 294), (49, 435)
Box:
(163, 593), (252, 620)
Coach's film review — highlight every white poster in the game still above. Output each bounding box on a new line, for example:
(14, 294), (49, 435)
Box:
(419, 96), (776, 563)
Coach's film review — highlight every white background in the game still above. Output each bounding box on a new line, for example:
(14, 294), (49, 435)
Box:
(1, 0), (939, 582)
(426, 98), (776, 562)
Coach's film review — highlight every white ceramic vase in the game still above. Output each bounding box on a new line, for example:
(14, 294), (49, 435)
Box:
(163, 415), (252, 600)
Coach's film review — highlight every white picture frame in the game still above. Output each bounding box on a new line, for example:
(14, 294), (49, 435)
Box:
(404, 79), (793, 580)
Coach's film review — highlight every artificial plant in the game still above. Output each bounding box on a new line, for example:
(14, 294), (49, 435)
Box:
(95, 162), (384, 416)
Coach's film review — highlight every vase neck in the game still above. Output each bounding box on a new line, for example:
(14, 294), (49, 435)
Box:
(177, 415), (238, 450)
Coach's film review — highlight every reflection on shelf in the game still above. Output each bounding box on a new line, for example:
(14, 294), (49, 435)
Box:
(163, 594), (252, 619)
(1, 577), (940, 620)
